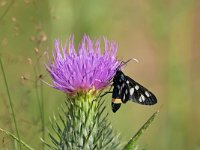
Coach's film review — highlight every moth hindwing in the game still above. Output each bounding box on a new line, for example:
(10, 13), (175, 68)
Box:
(111, 70), (157, 113)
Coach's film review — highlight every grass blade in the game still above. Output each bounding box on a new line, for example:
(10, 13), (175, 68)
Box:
(0, 128), (34, 150)
(123, 110), (159, 150)
(0, 56), (22, 150)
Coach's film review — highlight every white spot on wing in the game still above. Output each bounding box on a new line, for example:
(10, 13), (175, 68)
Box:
(125, 89), (128, 95)
(117, 85), (120, 89)
(145, 91), (150, 97)
(139, 95), (145, 102)
(135, 85), (139, 90)
(118, 90), (121, 95)
(130, 88), (134, 95)
(126, 80), (129, 84)
(123, 94), (126, 101)
(122, 83), (125, 88)
(139, 96), (143, 102)
(141, 95), (145, 101)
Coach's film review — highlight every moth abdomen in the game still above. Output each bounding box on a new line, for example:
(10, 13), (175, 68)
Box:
(112, 99), (122, 113)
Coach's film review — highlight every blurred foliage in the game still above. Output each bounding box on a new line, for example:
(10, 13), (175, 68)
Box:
(0, 0), (200, 150)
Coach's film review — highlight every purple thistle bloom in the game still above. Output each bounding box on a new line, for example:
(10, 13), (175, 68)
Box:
(46, 35), (120, 95)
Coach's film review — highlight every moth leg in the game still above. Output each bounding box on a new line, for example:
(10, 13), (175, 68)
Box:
(100, 86), (113, 98)
(100, 91), (112, 98)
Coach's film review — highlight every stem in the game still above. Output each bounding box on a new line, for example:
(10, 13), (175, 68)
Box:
(40, 81), (45, 149)
(0, 0), (15, 22)
(33, 64), (42, 115)
(33, 64), (45, 149)
(33, 52), (45, 150)
(0, 57), (22, 150)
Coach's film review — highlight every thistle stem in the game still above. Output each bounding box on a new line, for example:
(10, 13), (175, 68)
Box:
(0, 57), (22, 150)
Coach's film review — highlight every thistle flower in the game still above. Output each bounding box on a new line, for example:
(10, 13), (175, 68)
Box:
(45, 35), (121, 150)
(46, 34), (120, 95)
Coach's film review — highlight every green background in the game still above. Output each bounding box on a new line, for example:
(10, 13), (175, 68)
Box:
(0, 0), (199, 149)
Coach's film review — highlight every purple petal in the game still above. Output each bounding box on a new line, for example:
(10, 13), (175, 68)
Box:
(45, 34), (120, 94)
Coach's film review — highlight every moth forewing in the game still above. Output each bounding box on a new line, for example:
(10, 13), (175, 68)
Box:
(111, 70), (157, 112)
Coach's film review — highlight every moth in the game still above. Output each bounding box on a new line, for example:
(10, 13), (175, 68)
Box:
(111, 70), (157, 113)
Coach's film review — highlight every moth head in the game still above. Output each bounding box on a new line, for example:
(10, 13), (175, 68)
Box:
(113, 70), (125, 83)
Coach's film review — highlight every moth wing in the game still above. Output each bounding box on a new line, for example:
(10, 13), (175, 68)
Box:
(125, 76), (157, 105)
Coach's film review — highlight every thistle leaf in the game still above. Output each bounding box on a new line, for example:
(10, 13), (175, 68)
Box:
(122, 110), (159, 150)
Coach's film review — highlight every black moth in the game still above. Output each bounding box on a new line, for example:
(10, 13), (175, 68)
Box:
(111, 70), (157, 113)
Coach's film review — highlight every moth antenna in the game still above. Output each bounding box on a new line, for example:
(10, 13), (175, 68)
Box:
(117, 58), (139, 71)
(123, 58), (133, 65)
(117, 58), (131, 69)
(132, 58), (139, 63)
